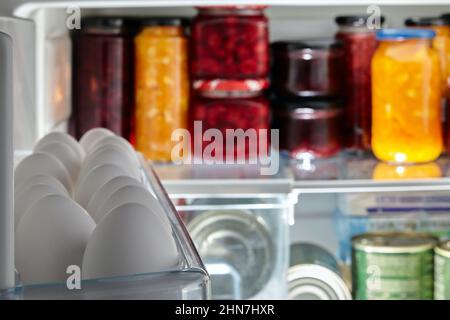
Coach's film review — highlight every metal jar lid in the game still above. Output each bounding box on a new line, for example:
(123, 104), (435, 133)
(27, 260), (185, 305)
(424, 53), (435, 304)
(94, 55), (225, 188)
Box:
(352, 231), (438, 254)
(187, 209), (275, 299)
(435, 241), (450, 258)
(288, 264), (351, 300)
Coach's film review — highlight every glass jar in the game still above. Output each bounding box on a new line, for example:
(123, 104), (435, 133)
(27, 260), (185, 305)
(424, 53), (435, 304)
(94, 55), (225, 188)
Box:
(271, 98), (343, 159)
(405, 17), (450, 97)
(134, 18), (189, 162)
(71, 17), (136, 141)
(372, 162), (442, 180)
(271, 40), (345, 98)
(191, 6), (269, 92)
(190, 93), (270, 160)
(372, 29), (442, 163)
(335, 15), (384, 151)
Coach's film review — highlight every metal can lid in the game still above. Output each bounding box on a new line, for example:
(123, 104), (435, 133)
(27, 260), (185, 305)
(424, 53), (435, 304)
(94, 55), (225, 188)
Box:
(352, 232), (437, 253)
(435, 241), (450, 258)
(288, 264), (351, 300)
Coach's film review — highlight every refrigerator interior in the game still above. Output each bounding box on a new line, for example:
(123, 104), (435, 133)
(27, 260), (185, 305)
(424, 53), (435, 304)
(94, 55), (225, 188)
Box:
(3, 0), (450, 299)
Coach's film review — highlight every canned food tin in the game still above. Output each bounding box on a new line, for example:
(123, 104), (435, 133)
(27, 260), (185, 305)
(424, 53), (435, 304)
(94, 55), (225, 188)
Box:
(435, 241), (450, 300)
(288, 243), (351, 300)
(352, 232), (437, 300)
(187, 209), (275, 299)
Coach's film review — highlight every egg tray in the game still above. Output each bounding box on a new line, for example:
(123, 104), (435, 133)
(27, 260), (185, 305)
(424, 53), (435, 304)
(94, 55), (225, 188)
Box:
(1, 154), (210, 300)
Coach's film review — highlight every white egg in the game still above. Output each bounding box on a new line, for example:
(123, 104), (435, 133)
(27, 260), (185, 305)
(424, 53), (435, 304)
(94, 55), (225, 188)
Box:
(14, 183), (67, 229)
(34, 131), (85, 163)
(86, 175), (141, 219)
(34, 141), (82, 185)
(74, 163), (128, 208)
(94, 185), (171, 234)
(79, 128), (114, 153)
(77, 146), (140, 184)
(14, 174), (68, 198)
(82, 203), (179, 280)
(14, 153), (72, 194)
(88, 135), (139, 166)
(16, 194), (95, 285)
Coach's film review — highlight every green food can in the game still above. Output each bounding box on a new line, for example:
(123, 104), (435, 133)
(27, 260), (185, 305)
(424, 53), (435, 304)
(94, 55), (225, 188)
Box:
(352, 232), (437, 300)
(434, 241), (450, 300)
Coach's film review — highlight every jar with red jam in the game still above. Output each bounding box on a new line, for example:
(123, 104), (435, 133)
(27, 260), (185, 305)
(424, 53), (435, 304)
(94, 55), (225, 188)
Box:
(71, 17), (137, 141)
(271, 40), (345, 98)
(191, 6), (270, 92)
(271, 98), (343, 159)
(190, 92), (270, 161)
(335, 15), (384, 151)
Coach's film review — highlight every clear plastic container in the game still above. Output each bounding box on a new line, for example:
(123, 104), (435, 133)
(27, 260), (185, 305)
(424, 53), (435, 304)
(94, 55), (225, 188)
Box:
(1, 156), (210, 300)
(191, 6), (269, 92)
(372, 29), (442, 163)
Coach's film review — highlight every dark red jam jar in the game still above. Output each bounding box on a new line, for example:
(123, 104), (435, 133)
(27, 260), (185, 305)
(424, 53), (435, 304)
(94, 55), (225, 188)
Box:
(71, 17), (136, 141)
(335, 15), (384, 151)
(271, 39), (345, 98)
(191, 6), (270, 92)
(190, 93), (270, 161)
(272, 98), (343, 159)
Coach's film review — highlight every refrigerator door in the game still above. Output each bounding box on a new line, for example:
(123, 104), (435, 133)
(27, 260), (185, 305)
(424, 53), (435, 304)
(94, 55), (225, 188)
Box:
(0, 30), (13, 291)
(0, 17), (35, 163)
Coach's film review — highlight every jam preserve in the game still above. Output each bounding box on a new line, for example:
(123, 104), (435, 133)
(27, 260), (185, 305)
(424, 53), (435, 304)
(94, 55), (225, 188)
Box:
(271, 40), (345, 98)
(190, 93), (270, 160)
(191, 6), (270, 91)
(71, 17), (136, 141)
(272, 98), (343, 159)
(336, 15), (383, 151)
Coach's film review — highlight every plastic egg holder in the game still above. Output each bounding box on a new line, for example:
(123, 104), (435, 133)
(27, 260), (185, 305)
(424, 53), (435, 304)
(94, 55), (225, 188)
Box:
(6, 153), (210, 300)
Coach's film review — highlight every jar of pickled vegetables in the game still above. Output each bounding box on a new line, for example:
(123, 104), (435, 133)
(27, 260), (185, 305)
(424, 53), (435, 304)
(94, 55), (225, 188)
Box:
(335, 15), (384, 151)
(71, 17), (137, 141)
(190, 93), (270, 160)
(372, 29), (442, 163)
(134, 18), (189, 162)
(191, 6), (269, 92)
(405, 17), (450, 96)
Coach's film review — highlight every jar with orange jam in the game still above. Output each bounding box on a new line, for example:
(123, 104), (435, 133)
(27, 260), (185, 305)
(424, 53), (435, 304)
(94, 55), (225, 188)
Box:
(135, 18), (189, 162)
(405, 17), (450, 96)
(372, 29), (442, 164)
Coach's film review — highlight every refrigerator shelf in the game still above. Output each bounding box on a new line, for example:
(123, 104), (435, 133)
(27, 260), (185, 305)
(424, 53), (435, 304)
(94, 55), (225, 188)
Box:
(155, 155), (450, 196)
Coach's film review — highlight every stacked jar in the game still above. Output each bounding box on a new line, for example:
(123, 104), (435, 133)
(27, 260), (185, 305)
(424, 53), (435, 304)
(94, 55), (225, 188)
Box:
(271, 39), (345, 159)
(190, 6), (270, 161)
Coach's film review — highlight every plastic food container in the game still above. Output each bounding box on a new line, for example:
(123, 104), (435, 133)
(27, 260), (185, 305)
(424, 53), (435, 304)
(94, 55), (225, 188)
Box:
(271, 40), (345, 98)
(134, 18), (189, 162)
(71, 17), (137, 141)
(335, 15), (383, 151)
(405, 17), (450, 96)
(0, 156), (210, 300)
(272, 98), (343, 159)
(372, 29), (442, 163)
(189, 93), (270, 160)
(191, 6), (269, 92)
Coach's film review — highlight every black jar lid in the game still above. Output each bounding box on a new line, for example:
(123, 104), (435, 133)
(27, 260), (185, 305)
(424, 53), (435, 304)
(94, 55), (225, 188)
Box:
(139, 17), (191, 27)
(442, 14), (450, 24)
(405, 16), (446, 27)
(335, 15), (385, 27)
(272, 39), (343, 51)
(80, 16), (140, 35)
(272, 97), (343, 112)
